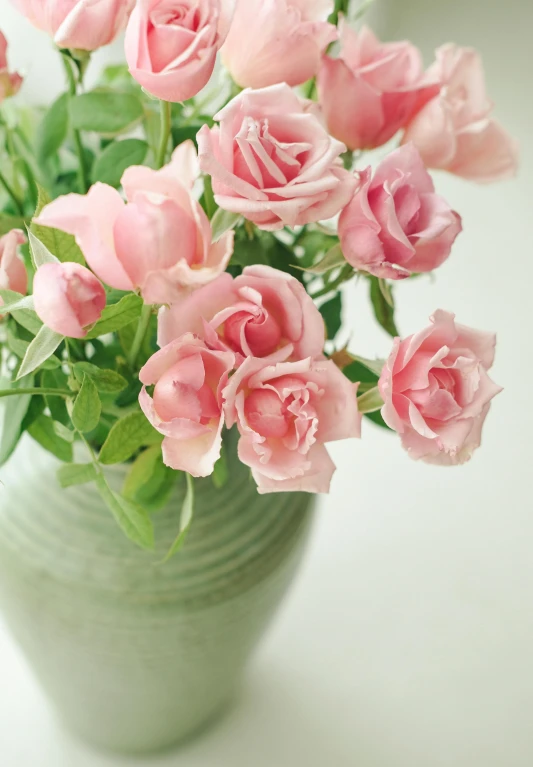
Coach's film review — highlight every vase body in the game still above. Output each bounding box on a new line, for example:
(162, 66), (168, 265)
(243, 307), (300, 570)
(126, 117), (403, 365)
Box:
(0, 438), (313, 755)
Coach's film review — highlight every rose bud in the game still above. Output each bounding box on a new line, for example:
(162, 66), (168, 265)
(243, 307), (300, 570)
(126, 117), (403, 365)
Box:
(34, 142), (233, 304)
(317, 24), (439, 151)
(0, 230), (27, 297)
(403, 44), (518, 183)
(158, 265), (326, 364)
(33, 262), (106, 339)
(339, 144), (462, 279)
(9, 0), (134, 51)
(197, 83), (356, 231)
(223, 356), (361, 493)
(0, 30), (22, 102)
(139, 334), (235, 477)
(221, 0), (337, 89)
(379, 310), (502, 464)
(125, 0), (233, 102)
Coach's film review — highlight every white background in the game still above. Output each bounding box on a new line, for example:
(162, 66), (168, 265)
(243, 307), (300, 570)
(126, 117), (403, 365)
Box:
(1, 0), (533, 765)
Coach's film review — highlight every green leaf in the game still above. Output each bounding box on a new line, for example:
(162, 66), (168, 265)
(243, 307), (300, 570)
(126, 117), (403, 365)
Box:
(212, 445), (228, 489)
(70, 91), (144, 136)
(210, 208), (242, 242)
(161, 473), (194, 562)
(369, 276), (399, 338)
(71, 375), (101, 433)
(364, 410), (391, 430)
(57, 462), (98, 489)
(28, 229), (60, 268)
(319, 293), (342, 340)
(85, 293), (143, 339)
(5, 324), (61, 368)
(92, 139), (148, 187)
(378, 277), (394, 308)
(16, 325), (63, 380)
(99, 412), (162, 465)
(0, 374), (34, 466)
(123, 445), (176, 511)
(0, 294), (35, 314)
(27, 414), (73, 462)
(0, 289), (42, 335)
(297, 244), (346, 275)
(0, 213), (26, 237)
(31, 185), (85, 265)
(123, 445), (161, 499)
(36, 93), (69, 162)
(53, 420), (75, 442)
(357, 386), (384, 414)
(95, 474), (154, 550)
(73, 362), (127, 393)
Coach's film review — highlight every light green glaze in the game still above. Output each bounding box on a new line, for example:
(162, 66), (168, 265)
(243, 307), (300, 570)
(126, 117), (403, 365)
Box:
(0, 438), (314, 755)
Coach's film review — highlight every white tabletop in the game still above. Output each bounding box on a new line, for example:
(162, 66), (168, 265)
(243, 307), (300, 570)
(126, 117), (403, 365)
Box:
(1, 0), (533, 765)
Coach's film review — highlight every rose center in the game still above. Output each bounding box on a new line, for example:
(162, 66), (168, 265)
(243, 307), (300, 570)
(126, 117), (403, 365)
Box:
(224, 310), (282, 357)
(244, 389), (289, 439)
(153, 360), (218, 423)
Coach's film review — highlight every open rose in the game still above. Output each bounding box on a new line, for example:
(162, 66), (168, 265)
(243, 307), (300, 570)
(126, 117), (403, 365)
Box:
(402, 44), (518, 183)
(339, 144), (462, 279)
(33, 262), (106, 338)
(317, 25), (439, 151)
(379, 310), (502, 464)
(125, 0), (233, 102)
(221, 0), (336, 89)
(158, 265), (325, 363)
(10, 0), (134, 50)
(139, 334), (235, 476)
(223, 356), (361, 493)
(0, 230), (27, 297)
(35, 142), (233, 304)
(0, 30), (22, 102)
(197, 83), (356, 231)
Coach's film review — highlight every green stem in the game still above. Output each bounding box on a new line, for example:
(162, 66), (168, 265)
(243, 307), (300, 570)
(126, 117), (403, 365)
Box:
(0, 167), (24, 215)
(156, 100), (172, 169)
(127, 304), (152, 370)
(311, 264), (354, 300)
(0, 388), (73, 399)
(329, 0), (350, 25)
(61, 54), (89, 194)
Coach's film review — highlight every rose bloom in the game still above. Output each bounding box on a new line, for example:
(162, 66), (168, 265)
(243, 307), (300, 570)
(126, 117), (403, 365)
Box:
(10, 0), (134, 51)
(403, 44), (518, 183)
(317, 25), (440, 151)
(0, 30), (22, 102)
(197, 84), (356, 231)
(379, 310), (502, 465)
(339, 144), (462, 279)
(0, 230), (27, 297)
(221, 0), (336, 89)
(139, 334), (235, 476)
(35, 142), (233, 304)
(33, 262), (106, 339)
(158, 265), (325, 363)
(223, 356), (361, 493)
(125, 0), (233, 102)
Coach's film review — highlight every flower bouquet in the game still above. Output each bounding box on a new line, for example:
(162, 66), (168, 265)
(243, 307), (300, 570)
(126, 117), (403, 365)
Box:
(0, 0), (518, 753)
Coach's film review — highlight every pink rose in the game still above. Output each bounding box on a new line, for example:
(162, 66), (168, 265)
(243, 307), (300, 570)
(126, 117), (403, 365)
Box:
(158, 265), (326, 363)
(197, 84), (356, 231)
(33, 262), (106, 338)
(10, 0), (134, 51)
(402, 44), (518, 183)
(34, 142), (233, 304)
(379, 310), (502, 465)
(125, 0), (232, 102)
(338, 144), (462, 279)
(317, 25), (440, 151)
(0, 230), (27, 296)
(221, 0), (336, 89)
(139, 334), (235, 476)
(0, 30), (22, 102)
(223, 356), (361, 493)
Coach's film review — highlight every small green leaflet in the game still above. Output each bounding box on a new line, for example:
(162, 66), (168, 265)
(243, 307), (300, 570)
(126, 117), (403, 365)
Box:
(85, 294), (143, 339)
(36, 92), (69, 162)
(0, 294), (35, 315)
(369, 276), (399, 338)
(27, 414), (73, 462)
(357, 386), (384, 414)
(0, 289), (42, 335)
(69, 91), (144, 136)
(0, 374), (34, 466)
(16, 325), (64, 380)
(210, 208), (242, 243)
(0, 213), (26, 238)
(123, 445), (176, 511)
(31, 185), (85, 266)
(73, 362), (127, 393)
(99, 411), (162, 465)
(28, 229), (60, 269)
(92, 139), (148, 187)
(161, 473), (194, 563)
(95, 474), (154, 550)
(57, 462), (98, 489)
(71, 375), (101, 433)
(296, 244), (346, 275)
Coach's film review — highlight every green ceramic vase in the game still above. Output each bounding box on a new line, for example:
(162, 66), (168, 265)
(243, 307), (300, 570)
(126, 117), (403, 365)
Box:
(0, 438), (314, 755)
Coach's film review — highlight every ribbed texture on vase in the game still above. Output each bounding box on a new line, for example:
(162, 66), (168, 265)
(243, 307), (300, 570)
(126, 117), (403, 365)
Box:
(0, 436), (314, 754)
